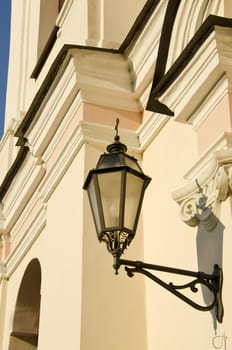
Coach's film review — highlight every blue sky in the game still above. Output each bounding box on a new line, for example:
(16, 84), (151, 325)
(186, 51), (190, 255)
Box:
(0, 1), (11, 139)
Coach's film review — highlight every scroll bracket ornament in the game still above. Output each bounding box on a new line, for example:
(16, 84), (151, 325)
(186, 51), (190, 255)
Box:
(173, 162), (232, 232)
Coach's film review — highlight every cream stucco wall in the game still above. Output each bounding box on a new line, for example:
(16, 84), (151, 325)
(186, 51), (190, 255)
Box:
(1, 1), (232, 350)
(0, 147), (85, 349)
(142, 119), (206, 349)
(141, 110), (232, 349)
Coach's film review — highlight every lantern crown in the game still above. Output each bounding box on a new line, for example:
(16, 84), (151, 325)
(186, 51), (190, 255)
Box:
(106, 118), (127, 154)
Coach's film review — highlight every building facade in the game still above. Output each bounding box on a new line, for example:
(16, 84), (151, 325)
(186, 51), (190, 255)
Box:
(0, 0), (232, 349)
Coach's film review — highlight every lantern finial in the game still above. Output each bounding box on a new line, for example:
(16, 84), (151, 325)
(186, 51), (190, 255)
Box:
(115, 117), (120, 141)
(106, 118), (127, 153)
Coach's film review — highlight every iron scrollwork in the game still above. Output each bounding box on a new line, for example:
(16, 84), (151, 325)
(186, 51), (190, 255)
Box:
(117, 258), (223, 323)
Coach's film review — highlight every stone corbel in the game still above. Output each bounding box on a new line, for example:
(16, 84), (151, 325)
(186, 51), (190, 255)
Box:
(173, 148), (232, 231)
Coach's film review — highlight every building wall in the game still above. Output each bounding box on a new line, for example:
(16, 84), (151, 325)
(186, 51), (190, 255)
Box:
(0, 0), (232, 349)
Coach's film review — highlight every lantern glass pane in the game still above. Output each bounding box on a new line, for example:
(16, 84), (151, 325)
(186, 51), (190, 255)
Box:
(97, 171), (122, 228)
(87, 176), (102, 235)
(97, 154), (122, 169)
(124, 172), (144, 231)
(124, 156), (142, 172)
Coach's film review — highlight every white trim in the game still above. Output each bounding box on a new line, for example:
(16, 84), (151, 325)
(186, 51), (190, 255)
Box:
(2, 156), (46, 234)
(166, 0), (223, 71)
(137, 113), (169, 151)
(26, 57), (79, 158)
(183, 132), (232, 182)
(26, 49), (142, 162)
(71, 49), (141, 112)
(127, 1), (166, 103)
(159, 27), (232, 125)
(56, 0), (75, 28)
(188, 75), (229, 130)
(1, 201), (46, 279)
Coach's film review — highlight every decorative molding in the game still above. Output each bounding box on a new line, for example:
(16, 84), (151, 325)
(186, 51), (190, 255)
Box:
(184, 133), (232, 182)
(0, 200), (46, 280)
(2, 152), (46, 234)
(146, 0), (181, 114)
(71, 49), (141, 112)
(159, 24), (232, 123)
(173, 137), (232, 230)
(0, 118), (23, 187)
(137, 112), (169, 151)
(27, 56), (79, 158)
(0, 203), (4, 235)
(56, 0), (74, 28)
(28, 48), (142, 160)
(78, 121), (140, 151)
(127, 0), (166, 95)
(166, 1), (223, 71)
(187, 75), (229, 130)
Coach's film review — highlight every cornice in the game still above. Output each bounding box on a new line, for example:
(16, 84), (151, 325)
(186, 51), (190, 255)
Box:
(146, 0), (180, 114)
(159, 24), (232, 123)
(71, 49), (141, 112)
(1, 43), (143, 201)
(126, 0), (167, 96)
(26, 49), (142, 161)
(148, 15), (232, 115)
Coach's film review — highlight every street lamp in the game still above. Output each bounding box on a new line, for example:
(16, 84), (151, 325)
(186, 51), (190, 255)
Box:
(83, 119), (223, 323)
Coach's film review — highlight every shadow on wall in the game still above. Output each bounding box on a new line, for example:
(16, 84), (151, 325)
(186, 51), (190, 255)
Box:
(196, 209), (224, 330)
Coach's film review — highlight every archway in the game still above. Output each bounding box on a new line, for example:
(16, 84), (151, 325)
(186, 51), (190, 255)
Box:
(8, 259), (41, 350)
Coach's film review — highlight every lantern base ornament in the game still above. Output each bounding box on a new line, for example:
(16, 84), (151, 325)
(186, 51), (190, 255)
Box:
(113, 255), (223, 323)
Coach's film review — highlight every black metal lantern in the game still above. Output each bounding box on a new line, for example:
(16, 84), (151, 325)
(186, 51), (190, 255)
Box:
(83, 120), (223, 323)
(83, 119), (151, 271)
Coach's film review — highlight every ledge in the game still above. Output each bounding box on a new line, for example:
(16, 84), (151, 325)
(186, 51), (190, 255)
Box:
(147, 15), (232, 115)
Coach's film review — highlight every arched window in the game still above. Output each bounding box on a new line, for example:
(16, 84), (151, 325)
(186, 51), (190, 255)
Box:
(8, 259), (41, 350)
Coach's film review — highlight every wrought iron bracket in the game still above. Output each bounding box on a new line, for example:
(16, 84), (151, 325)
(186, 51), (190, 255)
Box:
(114, 257), (223, 323)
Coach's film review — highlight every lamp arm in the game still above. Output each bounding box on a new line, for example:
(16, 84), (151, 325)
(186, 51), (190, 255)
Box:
(117, 258), (223, 323)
